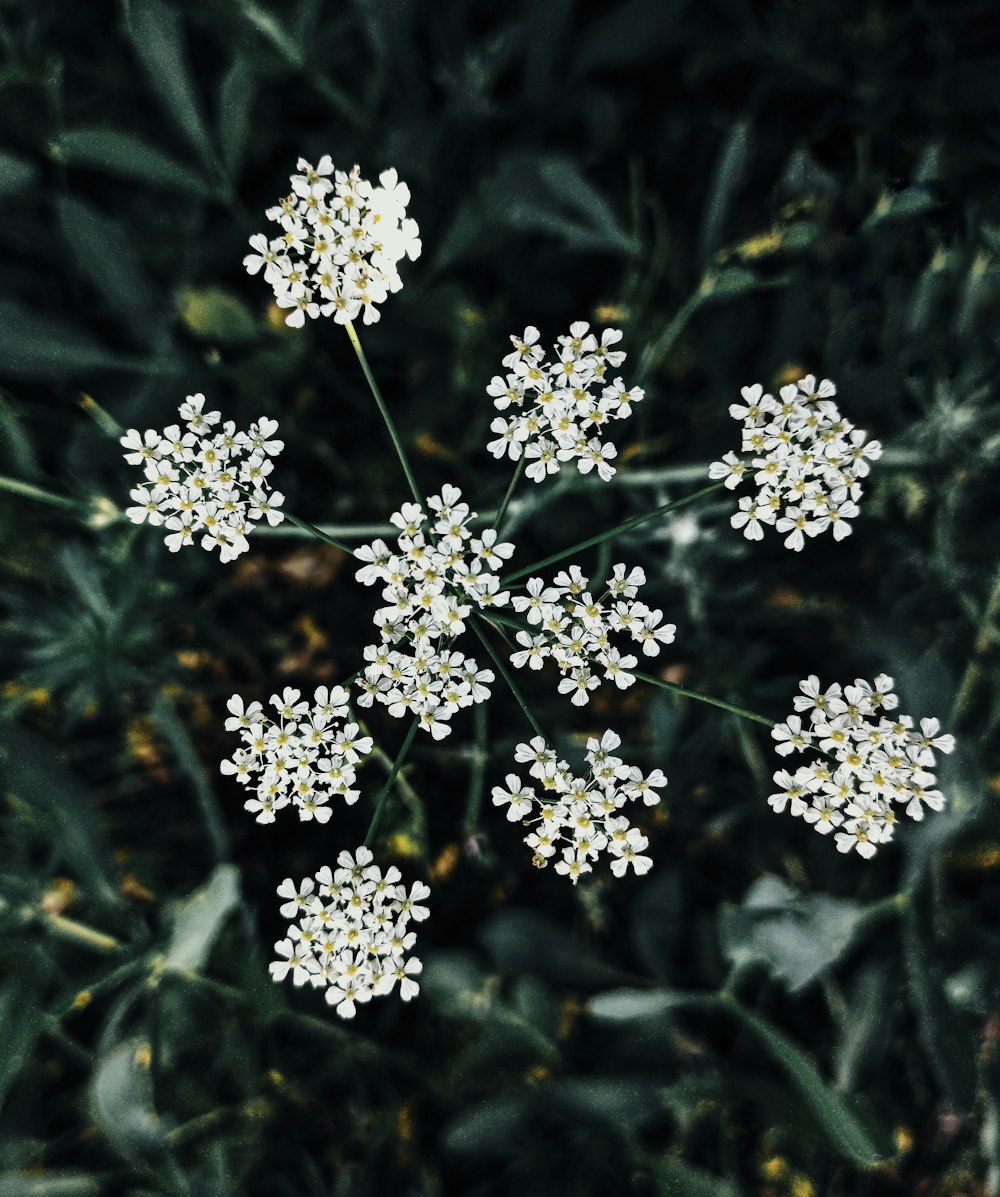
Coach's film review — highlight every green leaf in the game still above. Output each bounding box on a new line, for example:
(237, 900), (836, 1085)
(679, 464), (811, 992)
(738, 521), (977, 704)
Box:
(0, 392), (43, 478)
(125, 0), (219, 173)
(55, 128), (215, 197)
(478, 907), (632, 989)
(217, 53), (256, 175)
(902, 905), (978, 1112)
(163, 864), (240, 974)
(0, 149), (38, 195)
(0, 1174), (106, 1197)
(653, 1157), (739, 1197)
(575, 0), (691, 72)
(834, 962), (893, 1091)
(0, 726), (121, 909)
(718, 876), (867, 992)
(0, 962), (47, 1102)
(477, 154), (636, 257)
(178, 286), (257, 344)
(56, 196), (158, 329)
(441, 1094), (529, 1158)
(723, 998), (888, 1166)
(629, 867), (683, 982)
(587, 987), (698, 1022)
(0, 299), (168, 381)
(90, 1038), (169, 1159)
(698, 119), (754, 264)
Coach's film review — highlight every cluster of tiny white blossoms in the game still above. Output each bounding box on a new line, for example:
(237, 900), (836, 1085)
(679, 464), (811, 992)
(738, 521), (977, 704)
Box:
(220, 686), (373, 824)
(708, 375), (882, 549)
(510, 564), (675, 705)
(269, 847), (430, 1018)
(121, 395), (285, 562)
(486, 322), (642, 483)
(244, 159), (421, 328)
(492, 731), (666, 883)
(353, 485), (511, 739)
(769, 674), (955, 858)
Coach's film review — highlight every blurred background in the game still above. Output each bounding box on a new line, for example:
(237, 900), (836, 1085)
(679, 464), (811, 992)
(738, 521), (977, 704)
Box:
(2, 0), (1000, 1193)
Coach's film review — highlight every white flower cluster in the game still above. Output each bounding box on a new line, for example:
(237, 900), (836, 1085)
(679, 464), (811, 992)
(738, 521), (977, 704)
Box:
(708, 375), (882, 549)
(220, 686), (373, 824)
(121, 395), (285, 562)
(769, 674), (955, 858)
(486, 322), (643, 483)
(269, 847), (430, 1018)
(244, 158), (421, 328)
(354, 485), (511, 739)
(492, 731), (666, 883)
(510, 564), (675, 705)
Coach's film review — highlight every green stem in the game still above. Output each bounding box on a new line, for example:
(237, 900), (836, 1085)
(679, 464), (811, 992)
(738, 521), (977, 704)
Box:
(282, 510), (353, 552)
(494, 456), (526, 533)
(364, 718), (419, 847)
(505, 481), (725, 582)
(0, 474), (80, 512)
(152, 692), (229, 863)
(344, 320), (422, 506)
(949, 557), (1000, 726)
(255, 520), (397, 541)
(237, 0), (365, 126)
(471, 617), (547, 740)
(636, 292), (702, 384)
(356, 715), (427, 853)
(631, 669), (774, 728)
(463, 700), (489, 839)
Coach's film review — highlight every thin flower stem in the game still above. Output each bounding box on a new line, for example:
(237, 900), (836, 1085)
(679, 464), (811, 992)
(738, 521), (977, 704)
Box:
(636, 292), (702, 384)
(283, 511), (353, 552)
(363, 718), (420, 848)
(494, 456), (526, 533)
(471, 616), (547, 741)
(255, 520), (397, 541)
(505, 480), (726, 582)
(355, 715), (428, 853)
(949, 558), (1000, 727)
(631, 669), (774, 728)
(344, 320), (422, 506)
(463, 699), (489, 839)
(0, 474), (80, 512)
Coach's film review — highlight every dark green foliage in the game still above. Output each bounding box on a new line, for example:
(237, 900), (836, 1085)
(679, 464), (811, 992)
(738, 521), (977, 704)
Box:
(1, 1), (999, 1194)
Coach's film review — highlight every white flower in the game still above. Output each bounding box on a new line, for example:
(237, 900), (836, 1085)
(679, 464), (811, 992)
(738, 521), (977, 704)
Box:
(769, 674), (954, 857)
(709, 375), (881, 548)
(121, 400), (284, 562)
(269, 854), (429, 1018)
(221, 684), (370, 823)
(493, 733), (666, 883)
(245, 161), (419, 327)
(510, 562), (675, 706)
(486, 321), (643, 483)
(353, 486), (510, 738)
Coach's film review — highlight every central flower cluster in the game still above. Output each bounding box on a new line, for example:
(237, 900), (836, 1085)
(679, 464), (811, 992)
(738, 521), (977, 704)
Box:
(709, 375), (882, 549)
(244, 159), (421, 327)
(220, 686), (373, 824)
(269, 847), (430, 1019)
(510, 564), (676, 705)
(486, 322), (643, 483)
(354, 485), (513, 739)
(492, 732), (667, 883)
(121, 395), (285, 562)
(769, 674), (955, 857)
